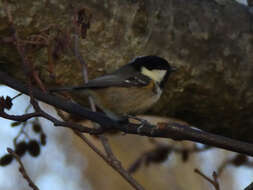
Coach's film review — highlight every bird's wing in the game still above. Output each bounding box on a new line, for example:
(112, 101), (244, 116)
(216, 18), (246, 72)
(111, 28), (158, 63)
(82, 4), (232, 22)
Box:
(50, 74), (151, 92)
(73, 74), (150, 90)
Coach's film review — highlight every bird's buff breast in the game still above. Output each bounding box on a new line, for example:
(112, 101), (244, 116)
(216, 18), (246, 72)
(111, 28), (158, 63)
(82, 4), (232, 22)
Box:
(88, 81), (162, 118)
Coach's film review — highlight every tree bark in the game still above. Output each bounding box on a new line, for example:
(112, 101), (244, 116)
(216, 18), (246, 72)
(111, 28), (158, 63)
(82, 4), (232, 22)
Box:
(1, 0), (253, 141)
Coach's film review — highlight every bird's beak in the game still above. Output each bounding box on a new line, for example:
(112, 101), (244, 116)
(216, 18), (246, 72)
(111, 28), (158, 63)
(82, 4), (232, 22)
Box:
(171, 66), (177, 72)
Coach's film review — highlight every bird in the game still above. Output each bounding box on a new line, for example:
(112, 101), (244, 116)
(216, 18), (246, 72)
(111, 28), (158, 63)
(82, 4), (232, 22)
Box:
(50, 56), (176, 122)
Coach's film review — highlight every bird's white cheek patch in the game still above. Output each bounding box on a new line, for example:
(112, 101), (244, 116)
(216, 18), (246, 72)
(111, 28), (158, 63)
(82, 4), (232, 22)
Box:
(141, 67), (167, 82)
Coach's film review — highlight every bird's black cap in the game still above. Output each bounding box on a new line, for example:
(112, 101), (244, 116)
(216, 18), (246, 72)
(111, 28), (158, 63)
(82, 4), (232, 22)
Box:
(131, 55), (173, 71)
(130, 55), (176, 88)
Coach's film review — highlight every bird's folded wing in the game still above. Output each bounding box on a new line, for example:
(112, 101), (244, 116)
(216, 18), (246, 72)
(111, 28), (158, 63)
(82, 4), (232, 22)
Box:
(73, 74), (150, 89)
(50, 74), (150, 92)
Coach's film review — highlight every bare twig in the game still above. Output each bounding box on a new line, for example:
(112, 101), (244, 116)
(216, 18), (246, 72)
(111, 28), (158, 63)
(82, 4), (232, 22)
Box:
(7, 148), (39, 190)
(0, 106), (103, 134)
(194, 169), (220, 190)
(73, 16), (118, 158)
(3, 0), (46, 93)
(74, 131), (145, 190)
(11, 93), (23, 101)
(0, 111), (41, 122)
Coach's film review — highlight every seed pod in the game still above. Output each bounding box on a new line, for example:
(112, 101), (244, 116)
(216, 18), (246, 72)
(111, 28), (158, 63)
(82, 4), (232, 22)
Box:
(232, 154), (248, 166)
(32, 124), (41, 133)
(15, 141), (27, 157)
(11, 121), (21, 127)
(40, 133), (46, 146)
(27, 140), (40, 157)
(0, 154), (13, 166)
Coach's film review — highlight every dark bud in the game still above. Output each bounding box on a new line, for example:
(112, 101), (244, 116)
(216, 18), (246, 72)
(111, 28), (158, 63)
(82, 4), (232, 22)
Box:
(11, 121), (22, 127)
(0, 154), (13, 166)
(145, 146), (170, 166)
(0, 96), (13, 110)
(5, 96), (13, 110)
(27, 140), (40, 157)
(81, 23), (89, 39)
(231, 154), (248, 166)
(40, 133), (47, 146)
(77, 9), (85, 25)
(15, 141), (27, 157)
(5, 96), (13, 109)
(77, 8), (92, 39)
(128, 158), (143, 174)
(32, 123), (41, 133)
(128, 146), (170, 173)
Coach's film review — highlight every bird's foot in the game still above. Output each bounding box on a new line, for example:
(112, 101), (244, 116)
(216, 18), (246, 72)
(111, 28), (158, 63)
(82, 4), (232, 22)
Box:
(127, 115), (148, 133)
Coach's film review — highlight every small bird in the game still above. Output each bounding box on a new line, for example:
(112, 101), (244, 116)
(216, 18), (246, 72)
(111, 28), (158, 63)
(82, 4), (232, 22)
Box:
(51, 56), (176, 121)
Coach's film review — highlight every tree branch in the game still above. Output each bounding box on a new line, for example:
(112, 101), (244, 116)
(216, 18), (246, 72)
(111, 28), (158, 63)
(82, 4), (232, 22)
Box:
(73, 17), (117, 158)
(74, 131), (145, 190)
(7, 148), (39, 190)
(194, 169), (220, 190)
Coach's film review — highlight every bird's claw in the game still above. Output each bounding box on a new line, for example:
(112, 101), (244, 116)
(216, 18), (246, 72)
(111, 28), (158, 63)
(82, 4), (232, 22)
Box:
(127, 115), (148, 133)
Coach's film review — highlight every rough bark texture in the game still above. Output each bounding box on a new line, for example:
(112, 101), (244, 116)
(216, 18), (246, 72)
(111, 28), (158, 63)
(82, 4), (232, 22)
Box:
(1, 0), (253, 141)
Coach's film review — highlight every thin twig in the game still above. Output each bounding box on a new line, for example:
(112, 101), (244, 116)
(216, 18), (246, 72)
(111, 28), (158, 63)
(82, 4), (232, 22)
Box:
(194, 169), (220, 190)
(3, 0), (46, 93)
(0, 96), (103, 134)
(11, 93), (23, 101)
(74, 131), (145, 190)
(73, 22), (117, 158)
(7, 148), (40, 190)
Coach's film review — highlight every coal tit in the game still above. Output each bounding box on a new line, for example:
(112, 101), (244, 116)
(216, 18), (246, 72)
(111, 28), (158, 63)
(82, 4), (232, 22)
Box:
(51, 56), (176, 121)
